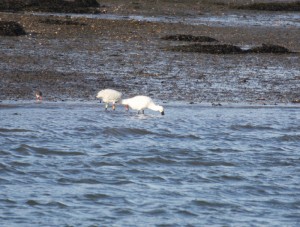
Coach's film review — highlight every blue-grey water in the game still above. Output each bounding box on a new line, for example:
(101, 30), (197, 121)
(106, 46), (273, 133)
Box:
(1, 102), (300, 226)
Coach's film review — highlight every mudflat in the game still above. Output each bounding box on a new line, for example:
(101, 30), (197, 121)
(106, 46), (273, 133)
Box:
(0, 0), (299, 104)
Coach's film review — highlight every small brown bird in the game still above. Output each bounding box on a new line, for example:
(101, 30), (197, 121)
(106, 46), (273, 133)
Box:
(35, 90), (43, 101)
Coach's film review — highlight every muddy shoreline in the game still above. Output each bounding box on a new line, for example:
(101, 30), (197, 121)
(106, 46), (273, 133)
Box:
(0, 0), (299, 104)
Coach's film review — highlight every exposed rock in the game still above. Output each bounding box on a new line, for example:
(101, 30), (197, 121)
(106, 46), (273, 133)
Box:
(161, 34), (218, 42)
(0, 21), (26, 36)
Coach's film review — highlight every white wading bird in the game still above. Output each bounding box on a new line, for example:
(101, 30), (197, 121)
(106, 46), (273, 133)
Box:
(121, 95), (165, 115)
(96, 89), (122, 110)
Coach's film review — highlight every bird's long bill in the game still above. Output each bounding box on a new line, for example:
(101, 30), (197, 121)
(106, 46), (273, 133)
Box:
(161, 111), (165, 115)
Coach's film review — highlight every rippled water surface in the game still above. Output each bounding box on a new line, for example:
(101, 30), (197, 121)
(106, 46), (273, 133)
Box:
(1, 102), (300, 226)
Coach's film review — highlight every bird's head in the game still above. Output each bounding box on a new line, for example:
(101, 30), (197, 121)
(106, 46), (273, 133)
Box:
(158, 106), (164, 115)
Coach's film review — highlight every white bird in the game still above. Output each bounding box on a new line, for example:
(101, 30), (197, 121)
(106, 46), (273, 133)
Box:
(121, 95), (165, 115)
(96, 89), (122, 110)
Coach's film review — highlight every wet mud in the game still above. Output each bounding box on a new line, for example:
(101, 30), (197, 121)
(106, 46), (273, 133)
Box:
(0, 0), (299, 104)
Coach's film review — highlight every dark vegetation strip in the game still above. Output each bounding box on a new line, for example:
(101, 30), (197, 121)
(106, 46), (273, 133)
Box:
(39, 18), (87, 26)
(161, 34), (218, 42)
(165, 44), (293, 54)
(235, 2), (300, 11)
(0, 21), (26, 36)
(0, 0), (101, 13)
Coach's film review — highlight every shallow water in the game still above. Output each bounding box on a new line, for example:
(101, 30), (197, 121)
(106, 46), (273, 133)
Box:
(33, 11), (300, 28)
(1, 102), (299, 226)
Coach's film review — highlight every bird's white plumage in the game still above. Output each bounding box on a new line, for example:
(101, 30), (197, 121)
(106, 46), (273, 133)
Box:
(121, 95), (164, 115)
(96, 89), (122, 103)
(96, 89), (122, 110)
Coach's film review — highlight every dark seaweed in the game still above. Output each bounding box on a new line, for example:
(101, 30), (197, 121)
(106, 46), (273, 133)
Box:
(247, 44), (291, 54)
(161, 34), (218, 42)
(165, 44), (292, 54)
(39, 18), (87, 26)
(0, 21), (26, 36)
(0, 0), (101, 13)
(166, 44), (243, 54)
(236, 2), (300, 11)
